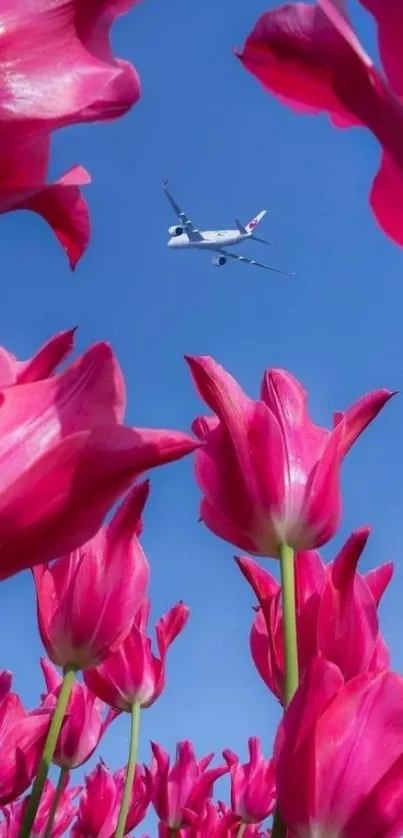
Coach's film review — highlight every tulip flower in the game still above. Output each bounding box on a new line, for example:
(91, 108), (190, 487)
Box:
(0, 673), (50, 805)
(84, 601), (189, 838)
(183, 802), (239, 837)
(0, 0), (142, 265)
(223, 738), (276, 824)
(84, 599), (190, 709)
(40, 659), (115, 769)
(145, 741), (228, 829)
(0, 336), (197, 580)
(71, 761), (150, 838)
(186, 355), (393, 558)
(237, 528), (392, 702)
(0, 777), (80, 838)
(274, 657), (403, 837)
(33, 480), (151, 671)
(237, 0), (403, 248)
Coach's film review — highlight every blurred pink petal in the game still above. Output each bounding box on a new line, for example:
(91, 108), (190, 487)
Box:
(1, 776), (80, 838)
(0, 337), (197, 579)
(238, 0), (403, 247)
(0, 679), (50, 805)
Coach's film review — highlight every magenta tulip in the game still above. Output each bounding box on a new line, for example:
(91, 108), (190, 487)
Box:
(237, 528), (391, 702)
(0, 334), (197, 580)
(186, 355), (393, 556)
(0, 673), (50, 805)
(0, 328), (76, 387)
(237, 0), (403, 248)
(145, 741), (228, 829)
(0, 776), (80, 838)
(33, 481), (151, 670)
(223, 737), (275, 824)
(71, 761), (150, 838)
(275, 658), (403, 837)
(40, 659), (115, 768)
(84, 599), (189, 709)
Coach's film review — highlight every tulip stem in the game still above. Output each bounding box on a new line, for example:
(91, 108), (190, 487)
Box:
(237, 825), (247, 838)
(114, 701), (141, 838)
(271, 806), (287, 838)
(279, 543), (298, 707)
(43, 765), (68, 838)
(19, 667), (76, 838)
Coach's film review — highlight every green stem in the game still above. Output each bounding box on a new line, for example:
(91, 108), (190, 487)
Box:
(114, 702), (141, 838)
(43, 765), (68, 838)
(279, 543), (298, 707)
(272, 544), (299, 838)
(237, 825), (247, 838)
(19, 667), (76, 838)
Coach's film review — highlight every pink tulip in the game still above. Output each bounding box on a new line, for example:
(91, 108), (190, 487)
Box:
(186, 355), (393, 557)
(184, 802), (239, 837)
(0, 672), (50, 805)
(40, 659), (115, 768)
(0, 776), (80, 837)
(0, 0), (142, 266)
(71, 761), (150, 838)
(237, 528), (392, 702)
(0, 335), (197, 580)
(0, 328), (76, 387)
(237, 0), (403, 248)
(223, 737), (275, 824)
(84, 599), (189, 708)
(145, 741), (229, 829)
(33, 481), (151, 670)
(274, 657), (403, 837)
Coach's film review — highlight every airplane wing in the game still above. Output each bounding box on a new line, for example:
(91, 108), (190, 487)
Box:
(216, 249), (295, 276)
(163, 181), (203, 242)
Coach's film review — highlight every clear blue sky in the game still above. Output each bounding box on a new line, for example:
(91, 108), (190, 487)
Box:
(1, 0), (403, 832)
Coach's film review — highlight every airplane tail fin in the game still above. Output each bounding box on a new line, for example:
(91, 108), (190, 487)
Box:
(246, 209), (267, 234)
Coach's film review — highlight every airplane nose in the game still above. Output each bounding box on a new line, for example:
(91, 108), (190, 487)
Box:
(167, 238), (173, 247)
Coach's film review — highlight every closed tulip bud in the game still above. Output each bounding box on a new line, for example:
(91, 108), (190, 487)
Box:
(33, 481), (151, 670)
(84, 599), (189, 709)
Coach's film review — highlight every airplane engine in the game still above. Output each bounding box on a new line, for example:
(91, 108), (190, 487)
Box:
(211, 255), (227, 267)
(168, 225), (183, 237)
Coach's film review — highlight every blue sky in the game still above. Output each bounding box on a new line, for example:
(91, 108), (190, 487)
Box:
(1, 0), (403, 832)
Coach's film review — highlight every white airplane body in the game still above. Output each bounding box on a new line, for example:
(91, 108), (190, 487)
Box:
(163, 181), (294, 275)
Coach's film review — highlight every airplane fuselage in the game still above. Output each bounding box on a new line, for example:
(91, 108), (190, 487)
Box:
(167, 230), (249, 250)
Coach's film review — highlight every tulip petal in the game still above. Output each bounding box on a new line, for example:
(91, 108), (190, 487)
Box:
(339, 387), (396, 459)
(297, 420), (343, 548)
(0, 425), (197, 578)
(369, 152), (403, 248)
(156, 603), (190, 659)
(0, 329), (76, 388)
(358, 0), (403, 95)
(0, 0), (141, 127)
(235, 555), (280, 603)
(364, 561), (394, 606)
(16, 166), (91, 270)
(237, 2), (363, 126)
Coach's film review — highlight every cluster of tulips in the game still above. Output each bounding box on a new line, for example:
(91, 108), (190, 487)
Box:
(0, 327), (399, 838)
(3, 0), (403, 836)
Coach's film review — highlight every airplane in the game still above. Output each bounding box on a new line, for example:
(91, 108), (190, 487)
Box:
(163, 181), (295, 275)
